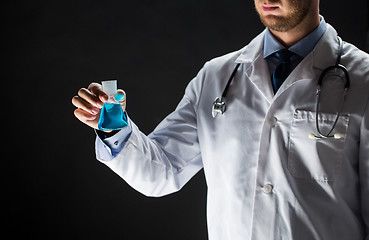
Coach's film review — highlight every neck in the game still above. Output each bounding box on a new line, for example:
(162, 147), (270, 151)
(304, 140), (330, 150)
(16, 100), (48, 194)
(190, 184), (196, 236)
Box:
(269, 11), (320, 48)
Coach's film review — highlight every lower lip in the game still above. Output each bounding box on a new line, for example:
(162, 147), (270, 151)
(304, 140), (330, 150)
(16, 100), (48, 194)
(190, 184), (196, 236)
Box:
(262, 6), (278, 11)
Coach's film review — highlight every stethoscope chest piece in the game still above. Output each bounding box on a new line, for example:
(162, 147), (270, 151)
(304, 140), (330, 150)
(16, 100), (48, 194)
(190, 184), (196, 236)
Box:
(212, 97), (226, 118)
(211, 63), (241, 118)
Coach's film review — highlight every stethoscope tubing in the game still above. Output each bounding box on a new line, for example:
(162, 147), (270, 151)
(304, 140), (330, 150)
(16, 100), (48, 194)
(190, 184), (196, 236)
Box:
(314, 36), (350, 139)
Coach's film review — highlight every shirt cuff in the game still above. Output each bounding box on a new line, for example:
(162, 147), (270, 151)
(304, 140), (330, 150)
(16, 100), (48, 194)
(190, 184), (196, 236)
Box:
(95, 113), (132, 161)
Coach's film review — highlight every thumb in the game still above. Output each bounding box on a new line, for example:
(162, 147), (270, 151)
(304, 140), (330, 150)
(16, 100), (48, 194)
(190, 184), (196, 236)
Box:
(115, 89), (126, 111)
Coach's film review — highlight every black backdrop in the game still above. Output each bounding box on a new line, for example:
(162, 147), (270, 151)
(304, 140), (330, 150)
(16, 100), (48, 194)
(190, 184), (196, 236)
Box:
(4, 0), (368, 239)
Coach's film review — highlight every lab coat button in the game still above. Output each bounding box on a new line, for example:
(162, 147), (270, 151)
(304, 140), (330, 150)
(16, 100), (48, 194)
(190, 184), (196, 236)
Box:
(114, 141), (119, 145)
(262, 184), (273, 194)
(270, 116), (278, 126)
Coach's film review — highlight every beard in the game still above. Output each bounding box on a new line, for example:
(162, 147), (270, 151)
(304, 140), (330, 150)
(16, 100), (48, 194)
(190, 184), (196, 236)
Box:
(257, 0), (312, 32)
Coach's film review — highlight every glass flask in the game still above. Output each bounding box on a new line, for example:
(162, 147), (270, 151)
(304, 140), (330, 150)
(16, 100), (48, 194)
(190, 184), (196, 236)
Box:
(97, 80), (128, 131)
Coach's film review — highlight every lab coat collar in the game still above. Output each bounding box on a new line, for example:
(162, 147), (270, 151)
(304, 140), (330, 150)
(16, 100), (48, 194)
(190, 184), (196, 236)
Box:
(235, 29), (276, 102)
(310, 24), (339, 71)
(235, 29), (266, 65)
(234, 24), (339, 102)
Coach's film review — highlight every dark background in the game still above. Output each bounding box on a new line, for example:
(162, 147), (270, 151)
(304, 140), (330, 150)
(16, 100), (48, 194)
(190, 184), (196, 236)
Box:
(4, 0), (368, 239)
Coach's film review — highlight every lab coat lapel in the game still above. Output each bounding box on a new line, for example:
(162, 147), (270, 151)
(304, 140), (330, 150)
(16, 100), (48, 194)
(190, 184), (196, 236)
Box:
(236, 30), (275, 103)
(274, 24), (339, 98)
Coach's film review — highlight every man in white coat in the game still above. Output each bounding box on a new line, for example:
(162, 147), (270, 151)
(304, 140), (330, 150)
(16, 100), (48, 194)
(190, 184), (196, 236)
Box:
(72, 0), (369, 239)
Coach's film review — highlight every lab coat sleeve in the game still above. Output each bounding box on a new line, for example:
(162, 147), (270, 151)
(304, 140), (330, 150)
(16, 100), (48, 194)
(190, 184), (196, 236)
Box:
(360, 101), (369, 239)
(95, 66), (206, 197)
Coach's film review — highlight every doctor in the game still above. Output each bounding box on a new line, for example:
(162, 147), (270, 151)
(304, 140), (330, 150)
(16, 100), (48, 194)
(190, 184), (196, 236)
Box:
(72, 0), (369, 239)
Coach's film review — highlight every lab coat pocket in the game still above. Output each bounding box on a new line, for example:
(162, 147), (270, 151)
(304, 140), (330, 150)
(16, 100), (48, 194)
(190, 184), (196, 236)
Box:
(288, 110), (350, 182)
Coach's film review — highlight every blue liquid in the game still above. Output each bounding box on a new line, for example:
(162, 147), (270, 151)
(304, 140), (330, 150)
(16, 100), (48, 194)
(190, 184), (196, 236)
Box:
(98, 103), (128, 131)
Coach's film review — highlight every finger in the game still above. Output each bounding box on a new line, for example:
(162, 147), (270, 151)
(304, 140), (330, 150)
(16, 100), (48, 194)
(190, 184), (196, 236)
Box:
(88, 82), (109, 103)
(74, 108), (98, 122)
(77, 88), (103, 108)
(72, 95), (100, 115)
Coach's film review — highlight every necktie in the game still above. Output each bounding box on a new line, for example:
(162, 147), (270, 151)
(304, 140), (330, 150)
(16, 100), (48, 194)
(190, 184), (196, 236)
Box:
(272, 49), (295, 93)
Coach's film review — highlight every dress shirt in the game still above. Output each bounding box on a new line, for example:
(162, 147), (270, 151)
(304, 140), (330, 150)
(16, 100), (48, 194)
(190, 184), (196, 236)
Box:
(264, 16), (327, 75)
(95, 115), (132, 161)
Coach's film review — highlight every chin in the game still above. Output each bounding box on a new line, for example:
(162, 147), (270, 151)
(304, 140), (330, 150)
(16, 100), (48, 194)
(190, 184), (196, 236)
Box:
(261, 15), (292, 32)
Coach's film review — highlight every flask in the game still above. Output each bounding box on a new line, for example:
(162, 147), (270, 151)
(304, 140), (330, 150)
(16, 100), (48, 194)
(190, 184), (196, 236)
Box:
(97, 80), (128, 131)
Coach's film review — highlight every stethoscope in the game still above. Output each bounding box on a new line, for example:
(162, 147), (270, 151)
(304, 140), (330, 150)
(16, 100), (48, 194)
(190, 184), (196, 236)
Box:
(212, 36), (350, 140)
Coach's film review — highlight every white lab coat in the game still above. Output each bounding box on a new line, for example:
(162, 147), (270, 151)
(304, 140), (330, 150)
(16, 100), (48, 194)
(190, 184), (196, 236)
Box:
(97, 24), (369, 239)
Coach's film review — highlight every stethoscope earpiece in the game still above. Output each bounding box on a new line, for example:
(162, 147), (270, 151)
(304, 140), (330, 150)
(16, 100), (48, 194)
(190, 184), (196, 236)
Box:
(308, 132), (342, 140)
